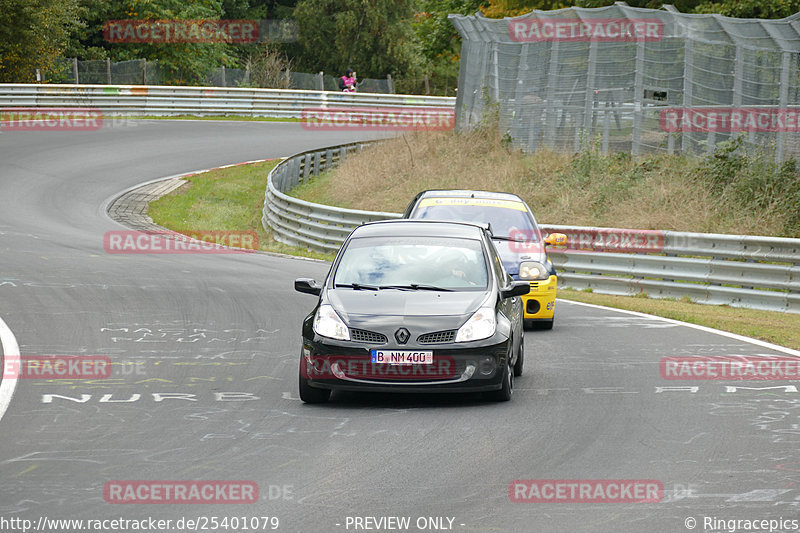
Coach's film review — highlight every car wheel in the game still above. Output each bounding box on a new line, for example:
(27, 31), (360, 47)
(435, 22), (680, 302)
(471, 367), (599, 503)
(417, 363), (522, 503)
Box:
(491, 360), (513, 402)
(513, 335), (524, 377)
(299, 373), (331, 404)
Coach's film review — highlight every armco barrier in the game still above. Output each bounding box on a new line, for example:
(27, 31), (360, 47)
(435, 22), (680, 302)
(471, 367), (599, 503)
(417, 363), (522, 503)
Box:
(262, 142), (800, 314)
(0, 84), (455, 118)
(262, 141), (400, 253)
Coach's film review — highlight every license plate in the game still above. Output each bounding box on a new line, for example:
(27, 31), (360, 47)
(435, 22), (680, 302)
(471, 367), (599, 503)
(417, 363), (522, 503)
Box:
(370, 350), (433, 365)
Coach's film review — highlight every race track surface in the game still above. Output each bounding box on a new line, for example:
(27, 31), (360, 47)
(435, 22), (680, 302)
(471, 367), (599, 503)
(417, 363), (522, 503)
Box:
(0, 120), (798, 533)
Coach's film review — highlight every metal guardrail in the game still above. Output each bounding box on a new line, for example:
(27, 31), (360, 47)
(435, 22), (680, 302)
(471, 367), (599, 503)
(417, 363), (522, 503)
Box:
(0, 84), (455, 118)
(262, 142), (800, 314)
(262, 141), (400, 253)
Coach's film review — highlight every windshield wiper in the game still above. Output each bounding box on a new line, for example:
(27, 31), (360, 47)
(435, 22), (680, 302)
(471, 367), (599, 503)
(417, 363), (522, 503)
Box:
(492, 235), (536, 242)
(378, 284), (453, 292)
(334, 283), (379, 290)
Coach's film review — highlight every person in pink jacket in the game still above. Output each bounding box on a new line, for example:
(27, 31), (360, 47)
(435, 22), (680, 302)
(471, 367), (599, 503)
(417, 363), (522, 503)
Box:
(339, 69), (357, 92)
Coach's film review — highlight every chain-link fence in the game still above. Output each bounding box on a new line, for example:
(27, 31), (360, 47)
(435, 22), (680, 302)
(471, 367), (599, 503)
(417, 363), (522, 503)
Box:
(450, 5), (800, 161)
(43, 58), (397, 93)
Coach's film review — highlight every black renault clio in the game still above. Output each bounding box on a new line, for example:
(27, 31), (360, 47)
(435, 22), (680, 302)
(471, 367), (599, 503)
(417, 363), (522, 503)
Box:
(294, 220), (529, 404)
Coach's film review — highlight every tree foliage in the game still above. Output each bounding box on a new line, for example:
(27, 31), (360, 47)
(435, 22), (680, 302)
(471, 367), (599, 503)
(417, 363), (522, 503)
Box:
(0, 0), (80, 82)
(290, 0), (420, 78)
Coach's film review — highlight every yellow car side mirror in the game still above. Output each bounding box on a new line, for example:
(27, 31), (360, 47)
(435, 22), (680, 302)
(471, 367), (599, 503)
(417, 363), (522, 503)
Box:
(544, 233), (567, 246)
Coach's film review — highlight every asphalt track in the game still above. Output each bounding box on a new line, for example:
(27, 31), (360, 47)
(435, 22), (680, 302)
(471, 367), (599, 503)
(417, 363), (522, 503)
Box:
(1, 120), (799, 533)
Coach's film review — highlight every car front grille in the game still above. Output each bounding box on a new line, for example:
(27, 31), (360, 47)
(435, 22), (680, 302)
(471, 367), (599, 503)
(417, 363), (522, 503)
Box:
(417, 330), (457, 344)
(350, 329), (388, 344)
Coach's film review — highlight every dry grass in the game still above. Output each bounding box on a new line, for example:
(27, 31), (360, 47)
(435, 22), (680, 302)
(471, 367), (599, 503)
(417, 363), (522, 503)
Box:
(294, 128), (792, 236)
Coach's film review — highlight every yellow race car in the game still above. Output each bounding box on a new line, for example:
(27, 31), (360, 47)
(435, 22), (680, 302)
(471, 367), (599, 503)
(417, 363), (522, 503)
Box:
(403, 190), (566, 330)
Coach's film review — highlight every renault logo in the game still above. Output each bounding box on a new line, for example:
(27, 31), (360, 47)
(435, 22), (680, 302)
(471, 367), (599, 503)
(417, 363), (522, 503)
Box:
(395, 328), (410, 344)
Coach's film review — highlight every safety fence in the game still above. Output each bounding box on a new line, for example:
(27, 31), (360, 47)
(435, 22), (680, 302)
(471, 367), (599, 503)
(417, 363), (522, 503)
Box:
(0, 84), (455, 118)
(262, 141), (800, 313)
(449, 5), (800, 162)
(44, 58), (396, 94)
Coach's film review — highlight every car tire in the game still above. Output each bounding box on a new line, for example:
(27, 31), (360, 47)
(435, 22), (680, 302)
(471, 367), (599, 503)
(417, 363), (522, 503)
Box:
(513, 335), (524, 377)
(299, 373), (331, 404)
(490, 360), (513, 402)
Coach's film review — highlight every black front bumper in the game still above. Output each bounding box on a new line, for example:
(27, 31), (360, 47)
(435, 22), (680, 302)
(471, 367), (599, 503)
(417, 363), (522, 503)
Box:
(300, 336), (511, 394)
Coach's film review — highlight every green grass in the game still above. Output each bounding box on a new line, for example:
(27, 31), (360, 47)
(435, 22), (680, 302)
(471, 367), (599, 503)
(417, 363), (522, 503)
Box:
(147, 159), (334, 262)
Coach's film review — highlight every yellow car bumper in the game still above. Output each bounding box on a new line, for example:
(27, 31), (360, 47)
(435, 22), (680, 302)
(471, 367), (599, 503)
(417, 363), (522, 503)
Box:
(522, 275), (557, 320)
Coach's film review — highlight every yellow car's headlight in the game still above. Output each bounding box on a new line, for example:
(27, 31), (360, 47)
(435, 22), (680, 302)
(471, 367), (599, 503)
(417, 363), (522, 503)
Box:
(518, 261), (549, 281)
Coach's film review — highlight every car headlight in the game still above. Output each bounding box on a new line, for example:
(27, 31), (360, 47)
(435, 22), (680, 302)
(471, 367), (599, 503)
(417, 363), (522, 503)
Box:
(455, 307), (496, 342)
(313, 304), (350, 341)
(519, 261), (549, 280)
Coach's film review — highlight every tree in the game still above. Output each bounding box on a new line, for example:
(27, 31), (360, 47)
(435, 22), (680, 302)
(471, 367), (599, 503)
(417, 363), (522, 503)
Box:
(693, 0), (800, 18)
(290, 0), (420, 78)
(0, 0), (80, 82)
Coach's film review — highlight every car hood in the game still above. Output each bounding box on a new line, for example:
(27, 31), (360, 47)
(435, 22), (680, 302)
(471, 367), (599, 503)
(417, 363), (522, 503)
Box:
(492, 239), (546, 276)
(328, 289), (486, 322)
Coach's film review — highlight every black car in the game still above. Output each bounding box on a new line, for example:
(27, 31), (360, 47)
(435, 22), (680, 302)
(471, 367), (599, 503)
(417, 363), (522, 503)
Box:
(294, 220), (530, 404)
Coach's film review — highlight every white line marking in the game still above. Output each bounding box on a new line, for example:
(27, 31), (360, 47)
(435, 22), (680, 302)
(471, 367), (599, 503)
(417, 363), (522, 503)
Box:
(0, 315), (20, 423)
(559, 299), (800, 356)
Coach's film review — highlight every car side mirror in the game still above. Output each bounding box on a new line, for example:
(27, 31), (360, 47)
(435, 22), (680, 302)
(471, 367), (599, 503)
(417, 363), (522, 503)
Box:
(501, 281), (530, 299)
(295, 278), (322, 296)
(544, 233), (567, 246)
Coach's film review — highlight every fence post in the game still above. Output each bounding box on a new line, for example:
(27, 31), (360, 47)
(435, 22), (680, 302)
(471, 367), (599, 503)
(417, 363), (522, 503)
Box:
(221, 65), (226, 87)
(387, 74), (394, 94)
(545, 40), (559, 149)
(73, 58), (79, 84)
(424, 74), (430, 95)
(681, 37), (694, 154)
(631, 36), (645, 156)
(142, 59), (147, 84)
(106, 58), (112, 84)
(318, 71), (324, 91)
(491, 42), (500, 102)
(579, 41), (598, 151)
(776, 51), (790, 163)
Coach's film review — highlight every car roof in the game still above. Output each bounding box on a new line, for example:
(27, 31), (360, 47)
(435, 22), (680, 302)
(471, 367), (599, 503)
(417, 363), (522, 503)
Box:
(353, 219), (488, 240)
(415, 189), (525, 203)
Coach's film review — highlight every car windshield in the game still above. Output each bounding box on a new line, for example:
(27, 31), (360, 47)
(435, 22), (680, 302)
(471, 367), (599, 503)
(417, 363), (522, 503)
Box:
(334, 236), (488, 290)
(412, 198), (540, 242)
